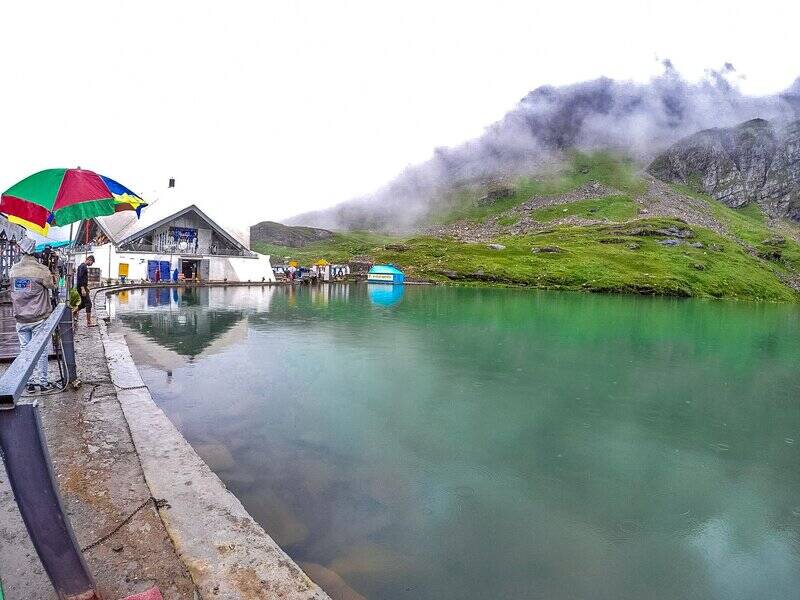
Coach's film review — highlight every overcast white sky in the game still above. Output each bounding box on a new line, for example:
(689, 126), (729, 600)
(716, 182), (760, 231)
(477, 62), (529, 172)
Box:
(1, 0), (798, 235)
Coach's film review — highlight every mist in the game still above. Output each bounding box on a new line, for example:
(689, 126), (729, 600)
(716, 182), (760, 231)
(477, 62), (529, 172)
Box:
(287, 64), (800, 232)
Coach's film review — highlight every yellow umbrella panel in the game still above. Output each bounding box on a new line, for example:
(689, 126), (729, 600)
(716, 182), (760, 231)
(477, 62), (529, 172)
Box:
(7, 214), (49, 236)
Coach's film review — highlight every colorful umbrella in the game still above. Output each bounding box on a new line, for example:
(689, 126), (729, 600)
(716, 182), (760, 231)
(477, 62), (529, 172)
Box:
(0, 168), (147, 233)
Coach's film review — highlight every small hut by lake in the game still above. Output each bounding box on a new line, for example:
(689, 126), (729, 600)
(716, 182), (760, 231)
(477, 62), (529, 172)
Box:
(367, 264), (405, 284)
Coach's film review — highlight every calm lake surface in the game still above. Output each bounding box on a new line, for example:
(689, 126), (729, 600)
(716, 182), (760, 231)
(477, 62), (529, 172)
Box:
(110, 285), (800, 600)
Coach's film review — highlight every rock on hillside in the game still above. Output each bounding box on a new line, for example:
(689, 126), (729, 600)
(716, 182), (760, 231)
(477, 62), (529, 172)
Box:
(648, 118), (800, 221)
(250, 221), (334, 248)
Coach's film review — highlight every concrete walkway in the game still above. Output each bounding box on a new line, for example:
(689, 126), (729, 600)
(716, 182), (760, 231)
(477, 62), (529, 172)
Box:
(0, 319), (198, 599)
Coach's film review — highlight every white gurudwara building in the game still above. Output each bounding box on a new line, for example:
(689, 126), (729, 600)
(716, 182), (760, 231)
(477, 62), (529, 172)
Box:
(70, 194), (275, 283)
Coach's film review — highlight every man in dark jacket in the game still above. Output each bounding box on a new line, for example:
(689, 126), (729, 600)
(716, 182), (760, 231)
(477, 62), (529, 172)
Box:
(10, 252), (56, 392)
(73, 255), (96, 327)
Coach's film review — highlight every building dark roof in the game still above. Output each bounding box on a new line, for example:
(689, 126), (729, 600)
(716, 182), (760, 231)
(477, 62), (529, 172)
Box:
(85, 202), (252, 255)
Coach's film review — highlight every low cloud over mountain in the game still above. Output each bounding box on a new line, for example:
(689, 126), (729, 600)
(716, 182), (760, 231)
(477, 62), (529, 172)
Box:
(288, 64), (800, 232)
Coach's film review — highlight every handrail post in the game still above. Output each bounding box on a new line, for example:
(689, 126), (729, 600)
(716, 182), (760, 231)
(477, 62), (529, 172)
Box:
(57, 305), (78, 384)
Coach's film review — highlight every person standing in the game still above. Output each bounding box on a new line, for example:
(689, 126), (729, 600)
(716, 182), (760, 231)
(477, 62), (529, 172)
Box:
(10, 251), (56, 392)
(73, 255), (96, 327)
(40, 245), (59, 306)
(42, 245), (56, 277)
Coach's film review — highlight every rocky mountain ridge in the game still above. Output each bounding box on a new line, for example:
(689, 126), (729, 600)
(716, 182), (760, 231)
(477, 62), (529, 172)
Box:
(250, 221), (334, 248)
(647, 118), (800, 221)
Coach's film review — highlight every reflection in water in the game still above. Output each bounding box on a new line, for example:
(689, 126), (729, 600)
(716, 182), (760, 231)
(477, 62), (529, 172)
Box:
(112, 285), (800, 600)
(113, 286), (276, 357)
(367, 283), (404, 307)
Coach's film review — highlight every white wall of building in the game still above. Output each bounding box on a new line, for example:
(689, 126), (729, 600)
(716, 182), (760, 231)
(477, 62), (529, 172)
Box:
(73, 243), (276, 283)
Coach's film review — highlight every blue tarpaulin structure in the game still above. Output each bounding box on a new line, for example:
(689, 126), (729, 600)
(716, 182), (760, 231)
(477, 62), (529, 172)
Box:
(33, 240), (71, 253)
(367, 264), (405, 284)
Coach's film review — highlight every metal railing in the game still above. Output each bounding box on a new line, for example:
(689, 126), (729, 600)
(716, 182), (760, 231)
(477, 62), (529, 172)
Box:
(0, 304), (101, 600)
(0, 304), (76, 408)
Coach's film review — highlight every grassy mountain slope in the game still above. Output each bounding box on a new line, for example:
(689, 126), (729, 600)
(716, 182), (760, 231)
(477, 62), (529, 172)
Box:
(255, 231), (394, 264)
(427, 152), (646, 225)
(253, 154), (800, 302)
(250, 220), (336, 248)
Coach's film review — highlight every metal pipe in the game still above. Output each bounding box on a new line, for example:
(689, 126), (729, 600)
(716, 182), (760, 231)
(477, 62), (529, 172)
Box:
(57, 304), (78, 384)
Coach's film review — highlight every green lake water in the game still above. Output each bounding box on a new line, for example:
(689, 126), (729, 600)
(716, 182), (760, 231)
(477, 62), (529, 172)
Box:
(110, 284), (800, 600)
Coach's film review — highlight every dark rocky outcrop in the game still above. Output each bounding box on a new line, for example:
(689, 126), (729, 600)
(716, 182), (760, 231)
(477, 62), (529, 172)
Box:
(477, 186), (515, 206)
(348, 255), (374, 273)
(608, 223), (694, 238)
(250, 221), (334, 248)
(648, 119), (800, 221)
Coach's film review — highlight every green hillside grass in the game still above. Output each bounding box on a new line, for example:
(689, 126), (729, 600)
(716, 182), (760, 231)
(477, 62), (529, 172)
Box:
(379, 221), (796, 301)
(253, 231), (394, 264)
(531, 195), (638, 222)
(672, 184), (800, 273)
(253, 218), (798, 302)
